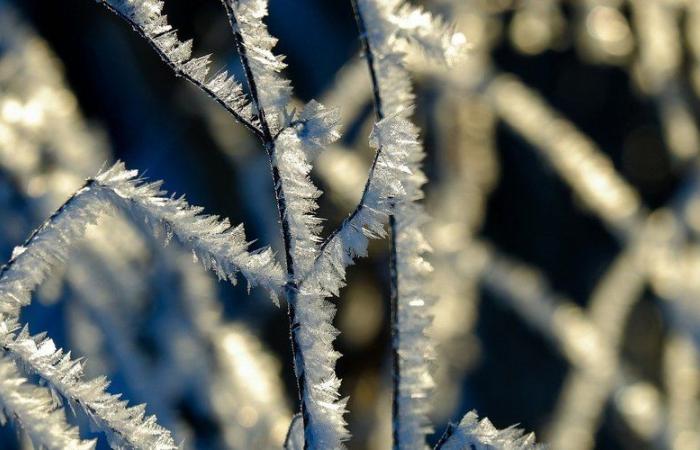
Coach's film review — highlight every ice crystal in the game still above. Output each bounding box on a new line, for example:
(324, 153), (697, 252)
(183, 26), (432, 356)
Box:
(0, 355), (96, 450)
(438, 411), (541, 450)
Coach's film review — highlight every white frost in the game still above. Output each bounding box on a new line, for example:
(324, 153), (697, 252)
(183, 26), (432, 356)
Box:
(439, 411), (542, 450)
(0, 355), (96, 450)
(0, 161), (285, 317)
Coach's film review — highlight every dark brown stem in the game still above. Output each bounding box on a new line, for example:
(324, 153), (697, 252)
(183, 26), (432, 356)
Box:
(389, 214), (400, 450)
(351, 1), (401, 448)
(0, 179), (95, 280)
(96, 0), (264, 140)
(219, 2), (310, 448)
(433, 423), (456, 450)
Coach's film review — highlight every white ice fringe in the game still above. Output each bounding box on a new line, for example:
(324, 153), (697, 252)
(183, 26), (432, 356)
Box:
(272, 100), (341, 273)
(357, 0), (443, 446)
(394, 202), (434, 446)
(303, 114), (412, 295)
(0, 161), (285, 316)
(284, 115), (412, 449)
(357, 0), (467, 116)
(438, 411), (541, 450)
(295, 100), (342, 159)
(390, 3), (467, 66)
(383, 118), (434, 449)
(98, 0), (256, 127)
(0, 355), (96, 450)
(273, 129), (324, 275)
(0, 319), (177, 449)
(227, 0), (293, 131)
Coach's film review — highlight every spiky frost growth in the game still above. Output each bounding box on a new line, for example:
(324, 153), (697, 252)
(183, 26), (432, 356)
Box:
(0, 162), (284, 316)
(356, 0), (466, 117)
(393, 186), (434, 447)
(285, 116), (414, 449)
(97, 0), (258, 134)
(295, 100), (343, 159)
(437, 411), (541, 450)
(382, 115), (434, 448)
(271, 99), (342, 275)
(354, 0), (467, 445)
(0, 319), (177, 449)
(303, 115), (411, 294)
(0, 355), (96, 450)
(390, 3), (467, 66)
(225, 0), (292, 132)
(359, 0), (414, 118)
(273, 130), (324, 274)
(94, 163), (285, 292)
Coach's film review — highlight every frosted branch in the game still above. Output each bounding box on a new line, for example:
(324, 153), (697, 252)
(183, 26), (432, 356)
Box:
(221, 0), (293, 134)
(0, 319), (177, 449)
(95, 0), (261, 138)
(435, 411), (541, 450)
(0, 355), (96, 450)
(0, 161), (285, 317)
(352, 1), (457, 447)
(273, 130), (324, 275)
(390, 2), (468, 66)
(303, 114), (411, 296)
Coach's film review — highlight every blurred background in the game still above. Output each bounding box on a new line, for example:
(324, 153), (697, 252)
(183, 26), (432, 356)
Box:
(2, 0), (700, 449)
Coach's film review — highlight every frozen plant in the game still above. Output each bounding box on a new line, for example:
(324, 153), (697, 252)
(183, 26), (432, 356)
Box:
(0, 0), (546, 449)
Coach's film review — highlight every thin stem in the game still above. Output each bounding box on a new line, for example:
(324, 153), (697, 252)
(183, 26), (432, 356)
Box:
(219, 0), (274, 143)
(433, 423), (456, 450)
(95, 0), (264, 140)
(219, 2), (310, 447)
(351, 0), (385, 121)
(351, 1), (401, 448)
(389, 214), (400, 450)
(305, 0), (398, 282)
(0, 179), (95, 282)
(311, 146), (382, 258)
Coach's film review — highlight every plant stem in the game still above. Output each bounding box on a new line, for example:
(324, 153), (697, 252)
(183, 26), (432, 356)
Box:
(220, 2), (310, 448)
(433, 423), (456, 450)
(96, 0), (264, 140)
(351, 1), (401, 448)
(389, 214), (400, 450)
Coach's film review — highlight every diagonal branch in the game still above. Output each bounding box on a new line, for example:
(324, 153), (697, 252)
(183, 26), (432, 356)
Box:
(218, 2), (344, 447)
(95, 0), (263, 139)
(0, 319), (177, 450)
(434, 411), (540, 450)
(351, 1), (462, 447)
(0, 161), (285, 317)
(0, 355), (96, 450)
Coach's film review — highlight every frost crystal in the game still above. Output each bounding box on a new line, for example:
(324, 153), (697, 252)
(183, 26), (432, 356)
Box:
(226, 0), (293, 131)
(0, 320), (177, 449)
(98, 0), (257, 130)
(0, 355), (96, 450)
(438, 411), (542, 450)
(274, 130), (323, 275)
(0, 161), (284, 317)
(295, 100), (342, 159)
(391, 3), (468, 66)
